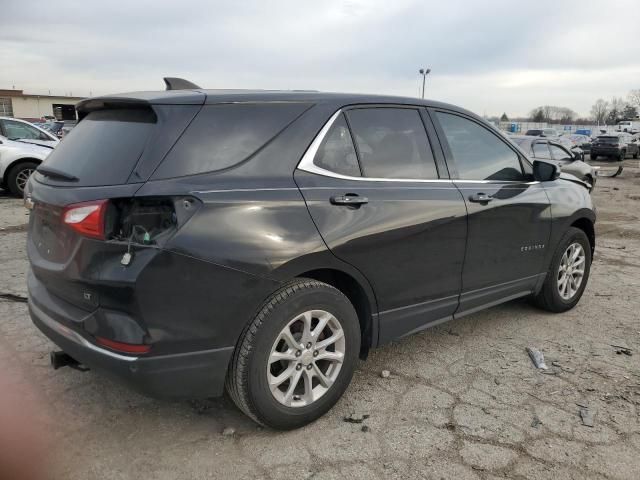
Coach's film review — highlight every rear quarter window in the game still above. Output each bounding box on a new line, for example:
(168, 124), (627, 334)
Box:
(152, 103), (310, 179)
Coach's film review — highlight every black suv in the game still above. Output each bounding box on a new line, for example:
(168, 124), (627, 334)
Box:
(26, 83), (595, 429)
(591, 134), (639, 161)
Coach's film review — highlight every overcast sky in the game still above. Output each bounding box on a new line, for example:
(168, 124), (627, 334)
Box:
(2, 0), (639, 118)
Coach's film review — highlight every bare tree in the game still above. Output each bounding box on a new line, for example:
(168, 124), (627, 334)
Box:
(590, 99), (609, 124)
(628, 89), (640, 111)
(607, 97), (627, 124)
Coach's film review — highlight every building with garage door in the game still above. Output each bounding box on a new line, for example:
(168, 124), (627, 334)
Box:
(0, 89), (84, 121)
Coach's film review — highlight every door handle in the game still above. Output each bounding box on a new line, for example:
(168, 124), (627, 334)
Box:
(469, 192), (493, 203)
(330, 194), (369, 207)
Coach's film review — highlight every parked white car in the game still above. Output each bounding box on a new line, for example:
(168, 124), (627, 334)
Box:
(0, 116), (60, 148)
(0, 136), (55, 196)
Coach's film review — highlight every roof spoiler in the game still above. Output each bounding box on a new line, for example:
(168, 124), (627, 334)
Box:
(163, 77), (201, 90)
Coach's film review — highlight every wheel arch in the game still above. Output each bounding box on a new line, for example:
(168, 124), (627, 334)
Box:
(571, 216), (595, 257)
(296, 268), (377, 358)
(3, 157), (42, 187)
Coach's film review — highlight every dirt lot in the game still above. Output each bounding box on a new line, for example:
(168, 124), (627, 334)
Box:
(1, 163), (639, 480)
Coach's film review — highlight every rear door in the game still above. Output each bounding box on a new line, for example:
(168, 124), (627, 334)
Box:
(430, 109), (552, 315)
(295, 106), (468, 344)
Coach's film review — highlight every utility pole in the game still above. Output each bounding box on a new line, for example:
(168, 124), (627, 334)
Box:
(419, 68), (431, 99)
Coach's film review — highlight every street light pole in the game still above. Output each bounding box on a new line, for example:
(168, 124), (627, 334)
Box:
(419, 68), (431, 99)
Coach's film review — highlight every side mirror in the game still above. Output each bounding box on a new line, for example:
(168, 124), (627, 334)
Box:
(572, 150), (582, 160)
(533, 160), (560, 182)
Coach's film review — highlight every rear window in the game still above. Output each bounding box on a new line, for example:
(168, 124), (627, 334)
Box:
(152, 103), (309, 179)
(597, 136), (619, 144)
(38, 109), (155, 186)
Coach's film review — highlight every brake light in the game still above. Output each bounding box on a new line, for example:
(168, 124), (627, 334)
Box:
(63, 200), (108, 239)
(95, 336), (151, 354)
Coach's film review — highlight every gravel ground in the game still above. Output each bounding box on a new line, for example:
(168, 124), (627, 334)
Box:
(0, 163), (639, 480)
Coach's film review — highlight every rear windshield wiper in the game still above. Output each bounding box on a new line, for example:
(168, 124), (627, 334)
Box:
(37, 166), (79, 182)
(9, 139), (55, 149)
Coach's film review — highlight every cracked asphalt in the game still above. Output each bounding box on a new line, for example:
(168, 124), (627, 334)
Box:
(1, 162), (639, 479)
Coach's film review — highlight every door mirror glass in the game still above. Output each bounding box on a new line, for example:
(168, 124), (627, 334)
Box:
(533, 160), (560, 182)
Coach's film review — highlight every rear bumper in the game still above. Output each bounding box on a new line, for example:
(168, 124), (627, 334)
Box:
(28, 287), (234, 399)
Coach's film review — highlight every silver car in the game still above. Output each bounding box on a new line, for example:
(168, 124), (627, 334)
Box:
(510, 135), (596, 189)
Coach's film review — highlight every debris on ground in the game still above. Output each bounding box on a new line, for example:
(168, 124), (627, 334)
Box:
(448, 329), (460, 336)
(494, 378), (501, 385)
(222, 427), (236, 436)
(0, 292), (28, 303)
(343, 413), (369, 424)
(380, 370), (390, 378)
(361, 425), (370, 433)
(580, 408), (594, 427)
(612, 345), (633, 356)
(526, 347), (548, 370)
(531, 415), (542, 428)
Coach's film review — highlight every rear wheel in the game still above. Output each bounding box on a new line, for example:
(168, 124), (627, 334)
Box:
(226, 278), (360, 429)
(534, 227), (591, 313)
(7, 161), (38, 196)
(633, 150), (639, 159)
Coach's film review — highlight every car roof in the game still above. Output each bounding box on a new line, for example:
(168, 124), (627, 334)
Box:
(76, 89), (478, 118)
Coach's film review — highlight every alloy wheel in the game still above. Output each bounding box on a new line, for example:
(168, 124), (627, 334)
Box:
(557, 242), (586, 300)
(16, 168), (34, 193)
(267, 310), (345, 407)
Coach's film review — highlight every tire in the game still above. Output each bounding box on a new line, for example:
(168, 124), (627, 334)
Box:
(633, 151), (638, 159)
(7, 161), (38, 196)
(534, 227), (591, 313)
(590, 154), (597, 161)
(619, 151), (626, 161)
(226, 278), (360, 429)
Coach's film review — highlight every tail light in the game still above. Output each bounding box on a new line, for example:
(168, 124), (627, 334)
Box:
(63, 200), (108, 239)
(95, 336), (151, 354)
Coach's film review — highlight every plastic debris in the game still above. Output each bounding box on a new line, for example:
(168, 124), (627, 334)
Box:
(381, 370), (390, 378)
(531, 416), (542, 428)
(222, 427), (236, 436)
(580, 408), (594, 427)
(343, 413), (369, 424)
(526, 347), (548, 370)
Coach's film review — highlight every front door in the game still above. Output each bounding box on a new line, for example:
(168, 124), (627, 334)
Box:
(430, 109), (552, 315)
(295, 106), (467, 344)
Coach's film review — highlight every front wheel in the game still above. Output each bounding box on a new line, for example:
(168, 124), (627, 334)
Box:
(226, 278), (360, 429)
(534, 227), (591, 313)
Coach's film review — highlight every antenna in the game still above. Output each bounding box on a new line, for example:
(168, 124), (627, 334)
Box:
(163, 77), (201, 90)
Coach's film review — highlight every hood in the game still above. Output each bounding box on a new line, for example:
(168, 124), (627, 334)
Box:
(1, 138), (55, 159)
(558, 171), (589, 189)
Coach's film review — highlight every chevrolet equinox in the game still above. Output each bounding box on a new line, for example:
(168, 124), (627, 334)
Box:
(26, 80), (595, 429)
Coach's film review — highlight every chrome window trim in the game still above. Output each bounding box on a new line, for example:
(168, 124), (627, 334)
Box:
(296, 108), (539, 185)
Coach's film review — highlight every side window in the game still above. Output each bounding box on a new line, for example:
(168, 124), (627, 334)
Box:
(436, 112), (524, 181)
(314, 113), (360, 177)
(2, 120), (49, 141)
(549, 144), (572, 161)
(532, 142), (552, 159)
(345, 108), (438, 179)
(153, 103), (309, 179)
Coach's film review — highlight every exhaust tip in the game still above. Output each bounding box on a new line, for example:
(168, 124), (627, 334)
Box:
(50, 351), (89, 372)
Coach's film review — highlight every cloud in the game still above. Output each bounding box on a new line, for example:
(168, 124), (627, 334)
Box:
(1, 0), (639, 117)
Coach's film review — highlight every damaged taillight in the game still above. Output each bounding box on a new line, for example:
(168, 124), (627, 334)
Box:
(62, 200), (108, 239)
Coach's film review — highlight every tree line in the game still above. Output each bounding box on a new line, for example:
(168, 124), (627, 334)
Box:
(524, 89), (640, 125)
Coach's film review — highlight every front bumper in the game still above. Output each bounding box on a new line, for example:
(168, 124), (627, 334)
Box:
(28, 283), (234, 399)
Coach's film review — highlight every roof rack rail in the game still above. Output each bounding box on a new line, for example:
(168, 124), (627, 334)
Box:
(163, 77), (201, 91)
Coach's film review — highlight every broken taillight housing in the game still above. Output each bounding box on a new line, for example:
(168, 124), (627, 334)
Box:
(62, 200), (109, 239)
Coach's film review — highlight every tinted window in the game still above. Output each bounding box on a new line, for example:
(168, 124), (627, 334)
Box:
(436, 112), (523, 181)
(154, 103), (309, 179)
(532, 142), (551, 159)
(2, 119), (50, 141)
(346, 108), (438, 179)
(597, 136), (619, 144)
(314, 113), (360, 177)
(38, 109), (155, 186)
(549, 144), (572, 160)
